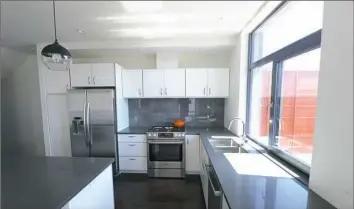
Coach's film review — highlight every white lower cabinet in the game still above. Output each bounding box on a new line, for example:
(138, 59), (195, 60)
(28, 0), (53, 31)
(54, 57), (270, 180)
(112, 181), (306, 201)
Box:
(119, 157), (147, 172)
(118, 142), (147, 157)
(118, 134), (147, 173)
(62, 165), (114, 209)
(186, 135), (200, 174)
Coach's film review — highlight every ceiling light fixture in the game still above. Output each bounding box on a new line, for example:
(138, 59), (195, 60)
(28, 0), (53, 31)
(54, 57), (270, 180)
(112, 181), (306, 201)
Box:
(41, 1), (72, 71)
(77, 29), (85, 34)
(120, 1), (162, 13)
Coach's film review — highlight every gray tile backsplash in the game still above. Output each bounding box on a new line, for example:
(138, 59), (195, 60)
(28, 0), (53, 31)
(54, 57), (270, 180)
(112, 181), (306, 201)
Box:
(128, 98), (225, 128)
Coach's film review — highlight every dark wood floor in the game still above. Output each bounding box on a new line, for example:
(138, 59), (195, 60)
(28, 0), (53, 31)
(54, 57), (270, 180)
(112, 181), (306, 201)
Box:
(114, 174), (206, 209)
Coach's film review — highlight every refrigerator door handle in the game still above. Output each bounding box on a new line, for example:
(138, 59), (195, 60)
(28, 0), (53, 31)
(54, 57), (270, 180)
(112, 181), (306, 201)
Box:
(83, 102), (89, 147)
(87, 102), (92, 146)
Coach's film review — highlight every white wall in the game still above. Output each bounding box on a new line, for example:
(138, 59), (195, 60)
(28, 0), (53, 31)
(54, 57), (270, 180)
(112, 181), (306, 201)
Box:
(1, 48), (45, 156)
(73, 51), (230, 69)
(224, 35), (248, 133)
(309, 2), (353, 209)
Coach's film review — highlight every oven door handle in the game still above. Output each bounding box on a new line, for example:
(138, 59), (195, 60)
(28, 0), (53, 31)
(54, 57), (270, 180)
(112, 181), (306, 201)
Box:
(147, 141), (184, 144)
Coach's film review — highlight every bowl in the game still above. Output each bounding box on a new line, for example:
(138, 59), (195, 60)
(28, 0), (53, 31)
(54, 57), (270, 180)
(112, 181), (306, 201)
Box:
(173, 120), (185, 128)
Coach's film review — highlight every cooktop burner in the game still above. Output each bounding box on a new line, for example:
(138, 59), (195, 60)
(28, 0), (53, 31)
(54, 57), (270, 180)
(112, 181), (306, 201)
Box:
(148, 126), (185, 133)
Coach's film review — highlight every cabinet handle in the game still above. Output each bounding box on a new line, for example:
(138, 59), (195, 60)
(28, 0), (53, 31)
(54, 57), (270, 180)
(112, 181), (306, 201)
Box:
(128, 135), (136, 138)
(203, 87), (206, 95)
(187, 139), (189, 144)
(88, 76), (91, 85)
(160, 88), (163, 95)
(128, 144), (136, 146)
(138, 89), (142, 96)
(129, 158), (136, 161)
(164, 88), (167, 95)
(208, 87), (211, 95)
(93, 76), (96, 85)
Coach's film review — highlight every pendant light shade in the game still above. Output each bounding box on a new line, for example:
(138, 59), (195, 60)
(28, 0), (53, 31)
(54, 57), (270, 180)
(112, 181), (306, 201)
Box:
(42, 1), (72, 71)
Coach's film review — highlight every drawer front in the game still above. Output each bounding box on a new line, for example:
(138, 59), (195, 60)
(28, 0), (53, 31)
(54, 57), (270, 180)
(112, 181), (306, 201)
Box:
(118, 142), (147, 157)
(118, 134), (146, 143)
(119, 157), (147, 171)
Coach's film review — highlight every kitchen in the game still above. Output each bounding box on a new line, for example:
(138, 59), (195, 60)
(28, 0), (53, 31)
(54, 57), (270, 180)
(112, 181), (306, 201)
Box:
(1, 1), (353, 209)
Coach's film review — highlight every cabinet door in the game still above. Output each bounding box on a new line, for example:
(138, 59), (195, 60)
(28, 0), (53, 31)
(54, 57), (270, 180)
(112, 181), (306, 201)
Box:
(207, 68), (229, 97)
(164, 69), (186, 97)
(45, 69), (70, 94)
(122, 70), (143, 98)
(186, 69), (208, 97)
(91, 63), (115, 87)
(186, 135), (200, 173)
(143, 69), (164, 98)
(70, 64), (91, 87)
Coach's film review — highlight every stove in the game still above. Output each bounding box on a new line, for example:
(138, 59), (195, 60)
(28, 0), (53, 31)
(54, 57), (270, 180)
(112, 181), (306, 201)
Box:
(146, 126), (186, 178)
(147, 126), (185, 140)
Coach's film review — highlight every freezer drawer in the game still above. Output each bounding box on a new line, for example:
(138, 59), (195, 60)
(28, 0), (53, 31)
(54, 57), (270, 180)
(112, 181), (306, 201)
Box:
(119, 157), (147, 172)
(118, 142), (147, 157)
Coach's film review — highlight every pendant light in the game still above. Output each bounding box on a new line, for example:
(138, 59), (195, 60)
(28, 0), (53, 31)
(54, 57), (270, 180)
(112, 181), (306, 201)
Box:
(41, 1), (72, 71)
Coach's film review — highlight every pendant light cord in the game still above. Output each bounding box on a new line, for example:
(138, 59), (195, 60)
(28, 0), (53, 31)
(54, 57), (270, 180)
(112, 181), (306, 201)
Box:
(53, 0), (57, 42)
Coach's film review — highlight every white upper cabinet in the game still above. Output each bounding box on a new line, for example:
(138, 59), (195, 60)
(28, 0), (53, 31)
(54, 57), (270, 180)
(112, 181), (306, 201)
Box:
(122, 69), (143, 98)
(70, 64), (92, 88)
(164, 69), (186, 97)
(70, 63), (115, 87)
(143, 69), (186, 98)
(207, 68), (229, 98)
(143, 69), (164, 98)
(186, 69), (208, 97)
(186, 68), (229, 98)
(91, 63), (115, 87)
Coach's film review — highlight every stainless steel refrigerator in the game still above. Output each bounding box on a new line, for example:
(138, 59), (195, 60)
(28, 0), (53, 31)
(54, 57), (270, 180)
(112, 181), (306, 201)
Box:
(68, 89), (118, 175)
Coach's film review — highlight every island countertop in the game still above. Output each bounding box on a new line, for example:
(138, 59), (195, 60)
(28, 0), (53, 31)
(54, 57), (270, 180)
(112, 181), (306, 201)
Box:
(2, 156), (114, 209)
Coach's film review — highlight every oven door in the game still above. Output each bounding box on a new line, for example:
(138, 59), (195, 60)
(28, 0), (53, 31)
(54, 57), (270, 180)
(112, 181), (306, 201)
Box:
(147, 140), (185, 169)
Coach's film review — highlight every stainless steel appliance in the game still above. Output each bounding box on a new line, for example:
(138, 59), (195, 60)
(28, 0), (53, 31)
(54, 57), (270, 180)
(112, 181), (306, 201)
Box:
(206, 163), (223, 209)
(146, 126), (186, 178)
(68, 89), (118, 175)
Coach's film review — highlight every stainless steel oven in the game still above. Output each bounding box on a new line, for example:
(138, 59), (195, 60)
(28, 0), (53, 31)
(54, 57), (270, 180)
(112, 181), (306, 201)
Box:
(147, 126), (186, 178)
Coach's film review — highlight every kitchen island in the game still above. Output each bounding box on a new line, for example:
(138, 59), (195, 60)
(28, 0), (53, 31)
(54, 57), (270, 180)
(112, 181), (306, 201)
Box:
(2, 156), (114, 209)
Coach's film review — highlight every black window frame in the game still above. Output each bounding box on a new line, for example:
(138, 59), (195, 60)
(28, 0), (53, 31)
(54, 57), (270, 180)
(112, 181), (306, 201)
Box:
(245, 1), (322, 175)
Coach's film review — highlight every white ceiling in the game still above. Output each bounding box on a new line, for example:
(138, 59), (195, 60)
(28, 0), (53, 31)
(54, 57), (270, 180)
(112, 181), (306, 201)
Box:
(1, 1), (264, 49)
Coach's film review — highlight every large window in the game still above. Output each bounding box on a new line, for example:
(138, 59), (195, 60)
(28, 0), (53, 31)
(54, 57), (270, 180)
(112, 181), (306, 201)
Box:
(247, 1), (323, 174)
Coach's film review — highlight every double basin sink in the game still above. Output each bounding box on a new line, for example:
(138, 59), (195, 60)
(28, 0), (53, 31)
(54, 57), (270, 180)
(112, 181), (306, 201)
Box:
(208, 136), (247, 153)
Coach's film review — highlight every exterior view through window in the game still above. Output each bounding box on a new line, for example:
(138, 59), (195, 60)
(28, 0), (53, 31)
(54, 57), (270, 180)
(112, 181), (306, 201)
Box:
(247, 1), (323, 173)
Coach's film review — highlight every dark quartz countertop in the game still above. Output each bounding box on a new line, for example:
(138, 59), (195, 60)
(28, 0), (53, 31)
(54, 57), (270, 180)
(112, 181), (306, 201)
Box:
(185, 127), (336, 209)
(2, 156), (114, 209)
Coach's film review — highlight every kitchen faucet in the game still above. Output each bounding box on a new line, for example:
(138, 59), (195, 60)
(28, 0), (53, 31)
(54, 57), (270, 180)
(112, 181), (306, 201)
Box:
(228, 117), (248, 143)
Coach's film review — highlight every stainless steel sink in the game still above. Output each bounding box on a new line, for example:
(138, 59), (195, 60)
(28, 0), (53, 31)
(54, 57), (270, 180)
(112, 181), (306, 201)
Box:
(208, 137), (247, 153)
(209, 139), (239, 147)
(213, 146), (247, 153)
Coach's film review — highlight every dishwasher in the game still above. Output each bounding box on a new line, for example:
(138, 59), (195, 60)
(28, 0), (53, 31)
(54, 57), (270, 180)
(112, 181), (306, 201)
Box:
(206, 164), (223, 209)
